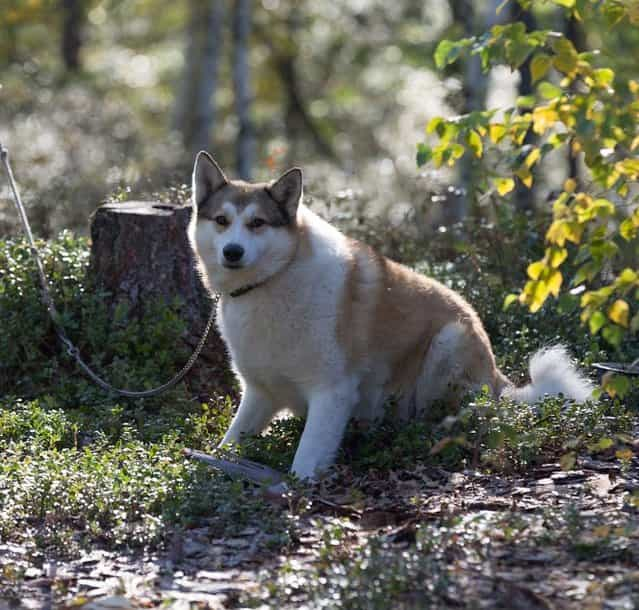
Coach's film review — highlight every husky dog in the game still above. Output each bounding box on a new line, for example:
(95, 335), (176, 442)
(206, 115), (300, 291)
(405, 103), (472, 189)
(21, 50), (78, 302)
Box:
(189, 151), (593, 480)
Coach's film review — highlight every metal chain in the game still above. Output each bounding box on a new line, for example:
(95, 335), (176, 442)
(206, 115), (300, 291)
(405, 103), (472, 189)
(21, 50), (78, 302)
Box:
(0, 140), (217, 398)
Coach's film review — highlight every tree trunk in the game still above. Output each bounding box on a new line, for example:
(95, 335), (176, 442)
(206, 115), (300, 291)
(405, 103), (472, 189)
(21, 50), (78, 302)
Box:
(446, 0), (506, 224)
(61, 0), (84, 72)
(6, 24), (18, 66)
(174, 0), (225, 157)
(564, 13), (586, 186)
(233, 0), (254, 180)
(515, 7), (537, 212)
(89, 201), (232, 398)
(253, 9), (337, 164)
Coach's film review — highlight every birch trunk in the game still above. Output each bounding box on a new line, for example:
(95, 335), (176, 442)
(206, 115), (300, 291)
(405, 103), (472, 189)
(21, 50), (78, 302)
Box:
(174, 0), (225, 157)
(447, 0), (504, 224)
(515, 8), (537, 212)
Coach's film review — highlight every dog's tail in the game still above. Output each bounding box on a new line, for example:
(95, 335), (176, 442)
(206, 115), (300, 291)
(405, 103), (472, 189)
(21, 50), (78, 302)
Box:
(499, 345), (594, 403)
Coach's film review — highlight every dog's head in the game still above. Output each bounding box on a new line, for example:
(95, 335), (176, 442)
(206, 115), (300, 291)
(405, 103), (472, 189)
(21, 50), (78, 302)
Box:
(189, 151), (303, 294)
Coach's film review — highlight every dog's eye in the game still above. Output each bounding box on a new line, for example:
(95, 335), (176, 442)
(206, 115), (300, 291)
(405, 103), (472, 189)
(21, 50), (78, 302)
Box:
(214, 215), (229, 227)
(247, 218), (266, 229)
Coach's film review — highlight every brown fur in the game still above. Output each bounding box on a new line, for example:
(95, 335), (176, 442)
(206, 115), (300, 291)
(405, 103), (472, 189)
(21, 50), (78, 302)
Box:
(337, 239), (507, 404)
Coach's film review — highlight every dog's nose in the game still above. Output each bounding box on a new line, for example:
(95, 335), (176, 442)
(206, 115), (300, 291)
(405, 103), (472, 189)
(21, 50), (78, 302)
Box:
(223, 243), (244, 263)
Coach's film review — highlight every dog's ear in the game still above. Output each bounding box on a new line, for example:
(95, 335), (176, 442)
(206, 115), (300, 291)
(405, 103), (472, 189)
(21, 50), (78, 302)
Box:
(267, 168), (303, 219)
(193, 151), (228, 206)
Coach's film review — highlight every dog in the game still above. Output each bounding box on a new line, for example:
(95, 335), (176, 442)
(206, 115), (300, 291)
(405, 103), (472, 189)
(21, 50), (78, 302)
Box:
(188, 151), (594, 481)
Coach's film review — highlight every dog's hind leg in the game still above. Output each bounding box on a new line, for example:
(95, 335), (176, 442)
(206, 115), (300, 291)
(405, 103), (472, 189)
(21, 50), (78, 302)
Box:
(220, 383), (277, 447)
(408, 322), (497, 419)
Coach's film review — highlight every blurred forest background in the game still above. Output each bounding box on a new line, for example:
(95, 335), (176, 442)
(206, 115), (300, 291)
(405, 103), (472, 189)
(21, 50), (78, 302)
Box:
(1, 0), (636, 240)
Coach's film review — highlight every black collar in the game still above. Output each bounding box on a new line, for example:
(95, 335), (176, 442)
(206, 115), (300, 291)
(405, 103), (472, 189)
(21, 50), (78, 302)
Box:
(228, 281), (263, 298)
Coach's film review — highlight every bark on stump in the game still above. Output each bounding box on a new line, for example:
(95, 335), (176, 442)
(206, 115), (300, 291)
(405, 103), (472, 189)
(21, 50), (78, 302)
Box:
(89, 201), (231, 398)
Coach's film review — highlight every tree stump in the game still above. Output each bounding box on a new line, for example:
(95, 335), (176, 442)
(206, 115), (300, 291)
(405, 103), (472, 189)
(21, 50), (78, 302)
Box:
(89, 201), (232, 398)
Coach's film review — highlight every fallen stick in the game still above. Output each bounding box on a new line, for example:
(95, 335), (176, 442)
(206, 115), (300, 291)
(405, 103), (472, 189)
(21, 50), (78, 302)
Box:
(183, 448), (285, 485)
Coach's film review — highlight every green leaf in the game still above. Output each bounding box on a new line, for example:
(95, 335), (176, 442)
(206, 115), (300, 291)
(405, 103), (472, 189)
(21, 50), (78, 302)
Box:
(538, 81), (562, 99)
(434, 40), (455, 69)
(416, 143), (432, 167)
(592, 68), (614, 88)
(602, 324), (625, 347)
(426, 117), (443, 134)
(551, 37), (578, 75)
(603, 374), (631, 398)
(592, 437), (614, 452)
(588, 310), (606, 335)
(434, 39), (471, 69)
(530, 54), (552, 83)
(503, 293), (518, 310)
(620, 218), (637, 241)
(516, 95), (536, 108)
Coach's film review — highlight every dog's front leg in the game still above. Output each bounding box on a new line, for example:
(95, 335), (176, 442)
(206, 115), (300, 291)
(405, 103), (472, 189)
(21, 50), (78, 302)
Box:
(219, 383), (275, 447)
(291, 381), (357, 481)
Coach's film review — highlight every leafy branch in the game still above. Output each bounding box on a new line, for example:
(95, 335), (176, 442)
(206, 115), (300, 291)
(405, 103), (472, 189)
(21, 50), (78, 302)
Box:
(420, 0), (639, 352)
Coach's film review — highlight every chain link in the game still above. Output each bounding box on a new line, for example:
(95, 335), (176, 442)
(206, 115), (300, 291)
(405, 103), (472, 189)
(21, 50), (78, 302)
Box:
(0, 140), (217, 398)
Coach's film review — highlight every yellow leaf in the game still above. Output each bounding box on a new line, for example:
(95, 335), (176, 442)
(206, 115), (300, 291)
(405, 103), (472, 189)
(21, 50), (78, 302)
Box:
(467, 130), (483, 158)
(489, 123), (507, 144)
(619, 268), (638, 283)
(516, 167), (533, 188)
(629, 80), (639, 94)
(546, 220), (567, 246)
(564, 222), (583, 244)
(608, 299), (630, 327)
(547, 269), (563, 297)
(547, 246), (568, 268)
(530, 280), (550, 312)
(532, 106), (559, 135)
(494, 177), (515, 196)
(524, 147), (541, 168)
(527, 261), (546, 280)
(616, 448), (633, 462)
(564, 178), (577, 193)
(618, 159), (639, 178)
(546, 219), (582, 246)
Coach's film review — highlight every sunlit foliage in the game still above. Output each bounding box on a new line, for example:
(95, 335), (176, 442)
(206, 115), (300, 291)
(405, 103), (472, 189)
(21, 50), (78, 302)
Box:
(421, 0), (639, 363)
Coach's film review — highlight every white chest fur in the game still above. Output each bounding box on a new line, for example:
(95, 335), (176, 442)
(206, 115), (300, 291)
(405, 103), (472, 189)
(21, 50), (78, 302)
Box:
(217, 211), (350, 399)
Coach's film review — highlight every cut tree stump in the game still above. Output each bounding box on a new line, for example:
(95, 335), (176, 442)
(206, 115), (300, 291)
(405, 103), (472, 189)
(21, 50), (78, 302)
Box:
(89, 200), (232, 397)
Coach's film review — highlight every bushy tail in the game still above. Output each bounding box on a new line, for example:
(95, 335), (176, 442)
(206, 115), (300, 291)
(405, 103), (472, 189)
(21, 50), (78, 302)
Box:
(500, 346), (594, 403)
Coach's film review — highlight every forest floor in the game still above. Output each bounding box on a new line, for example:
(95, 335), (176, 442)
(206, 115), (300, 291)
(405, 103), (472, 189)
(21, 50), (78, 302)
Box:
(2, 231), (638, 610)
(3, 448), (639, 610)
